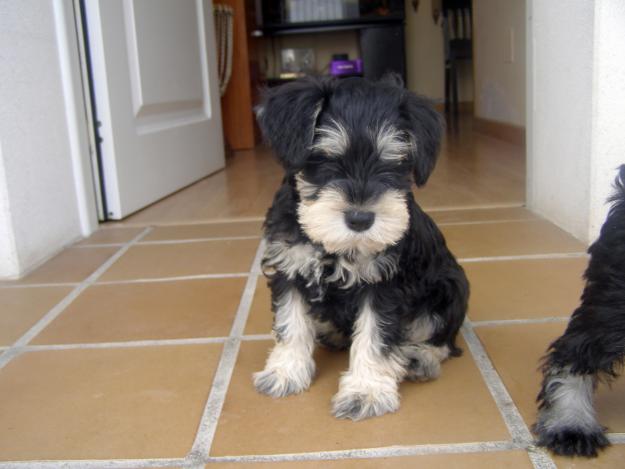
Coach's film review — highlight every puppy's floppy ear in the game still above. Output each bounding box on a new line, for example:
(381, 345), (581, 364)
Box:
(378, 72), (405, 88)
(256, 77), (335, 172)
(399, 91), (444, 187)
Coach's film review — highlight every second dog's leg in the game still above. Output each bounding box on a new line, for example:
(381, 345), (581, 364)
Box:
(534, 306), (623, 456)
(253, 288), (316, 397)
(332, 298), (406, 420)
(535, 364), (606, 457)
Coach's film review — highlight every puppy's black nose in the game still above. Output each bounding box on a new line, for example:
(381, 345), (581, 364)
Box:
(344, 210), (375, 232)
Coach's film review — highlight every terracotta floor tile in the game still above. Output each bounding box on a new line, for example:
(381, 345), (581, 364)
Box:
(210, 451), (532, 468)
(475, 323), (625, 432)
(75, 227), (145, 246)
(553, 445), (625, 468)
(0, 344), (221, 460)
(99, 239), (259, 281)
(0, 287), (72, 345)
(244, 277), (272, 335)
(121, 119), (524, 226)
(33, 278), (245, 344)
(428, 206), (537, 225)
(144, 221), (263, 241)
(210, 339), (509, 456)
(415, 131), (525, 210)
(465, 257), (588, 321)
(441, 220), (586, 259)
(123, 147), (283, 225)
(0, 247), (118, 286)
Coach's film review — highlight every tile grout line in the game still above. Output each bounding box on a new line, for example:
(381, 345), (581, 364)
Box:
(5, 435), (625, 468)
(608, 433), (625, 444)
(137, 235), (261, 245)
(460, 321), (556, 469)
(70, 217), (551, 250)
(92, 204), (528, 229)
(94, 272), (250, 285)
(0, 249), (590, 288)
(72, 235), (262, 249)
(0, 282), (80, 289)
(187, 238), (266, 464)
(0, 228), (152, 371)
(438, 218), (538, 227)
(0, 458), (186, 469)
(205, 441), (520, 463)
(422, 202), (526, 212)
(72, 243), (126, 248)
(104, 216), (267, 228)
(0, 441), (519, 468)
(0, 252), (589, 290)
(471, 317), (570, 328)
(19, 337), (229, 351)
(459, 252), (587, 263)
(12, 334), (275, 353)
(0, 315), (576, 353)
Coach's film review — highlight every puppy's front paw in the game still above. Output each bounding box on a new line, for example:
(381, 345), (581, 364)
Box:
(331, 376), (400, 421)
(253, 359), (315, 398)
(533, 423), (610, 457)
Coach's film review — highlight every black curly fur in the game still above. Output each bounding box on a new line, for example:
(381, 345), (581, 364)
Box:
(256, 76), (468, 415)
(534, 165), (625, 457)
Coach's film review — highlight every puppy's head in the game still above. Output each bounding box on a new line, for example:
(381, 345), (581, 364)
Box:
(257, 75), (443, 255)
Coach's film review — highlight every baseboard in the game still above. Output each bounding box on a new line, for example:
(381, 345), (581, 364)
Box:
(473, 116), (526, 146)
(434, 101), (474, 114)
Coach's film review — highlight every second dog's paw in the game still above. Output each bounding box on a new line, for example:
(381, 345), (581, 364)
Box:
(331, 389), (400, 421)
(253, 361), (315, 398)
(533, 424), (610, 457)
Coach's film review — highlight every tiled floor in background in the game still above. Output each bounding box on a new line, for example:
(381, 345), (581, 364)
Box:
(1, 124), (624, 469)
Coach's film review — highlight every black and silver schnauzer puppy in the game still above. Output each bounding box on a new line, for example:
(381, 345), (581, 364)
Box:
(535, 165), (625, 456)
(252, 75), (469, 420)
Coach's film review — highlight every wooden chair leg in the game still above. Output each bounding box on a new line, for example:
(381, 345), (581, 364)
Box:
(451, 62), (459, 118)
(444, 65), (451, 116)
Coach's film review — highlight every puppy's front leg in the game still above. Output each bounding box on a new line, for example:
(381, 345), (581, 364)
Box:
(254, 287), (316, 397)
(332, 298), (406, 420)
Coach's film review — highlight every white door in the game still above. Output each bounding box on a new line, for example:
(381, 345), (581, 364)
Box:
(84, 0), (225, 219)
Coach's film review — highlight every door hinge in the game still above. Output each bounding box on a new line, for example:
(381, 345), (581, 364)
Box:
(95, 120), (103, 144)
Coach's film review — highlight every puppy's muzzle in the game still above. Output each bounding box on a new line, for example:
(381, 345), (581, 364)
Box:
(344, 210), (375, 232)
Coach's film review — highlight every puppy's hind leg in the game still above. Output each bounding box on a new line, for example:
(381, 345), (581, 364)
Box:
(402, 343), (450, 382)
(399, 315), (451, 382)
(253, 287), (316, 398)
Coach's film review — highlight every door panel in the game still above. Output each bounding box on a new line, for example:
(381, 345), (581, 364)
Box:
(85, 0), (224, 219)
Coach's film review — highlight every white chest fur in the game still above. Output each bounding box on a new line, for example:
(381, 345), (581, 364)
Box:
(262, 240), (398, 289)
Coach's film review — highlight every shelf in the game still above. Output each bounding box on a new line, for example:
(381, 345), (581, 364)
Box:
(254, 15), (404, 36)
(265, 73), (364, 87)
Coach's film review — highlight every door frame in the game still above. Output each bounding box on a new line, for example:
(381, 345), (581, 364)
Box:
(74, 0), (108, 221)
(54, 0), (102, 233)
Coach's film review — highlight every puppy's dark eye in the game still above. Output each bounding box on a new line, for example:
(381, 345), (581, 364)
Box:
(302, 157), (343, 186)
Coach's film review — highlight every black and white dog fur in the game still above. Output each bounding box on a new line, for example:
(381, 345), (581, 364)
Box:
(252, 75), (469, 420)
(534, 165), (625, 456)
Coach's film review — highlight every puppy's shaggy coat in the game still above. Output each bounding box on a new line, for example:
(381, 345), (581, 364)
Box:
(253, 76), (469, 420)
(535, 165), (625, 456)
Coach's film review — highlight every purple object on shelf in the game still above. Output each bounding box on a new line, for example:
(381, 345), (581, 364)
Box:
(329, 58), (363, 76)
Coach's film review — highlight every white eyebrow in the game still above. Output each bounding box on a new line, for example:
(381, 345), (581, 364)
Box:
(311, 118), (349, 157)
(374, 124), (415, 161)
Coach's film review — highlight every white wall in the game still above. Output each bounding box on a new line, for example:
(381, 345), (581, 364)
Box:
(404, 1), (472, 101)
(527, 0), (625, 244)
(526, 0), (594, 241)
(473, 0), (525, 126)
(0, 0), (97, 279)
(0, 148), (19, 278)
(588, 0), (625, 239)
